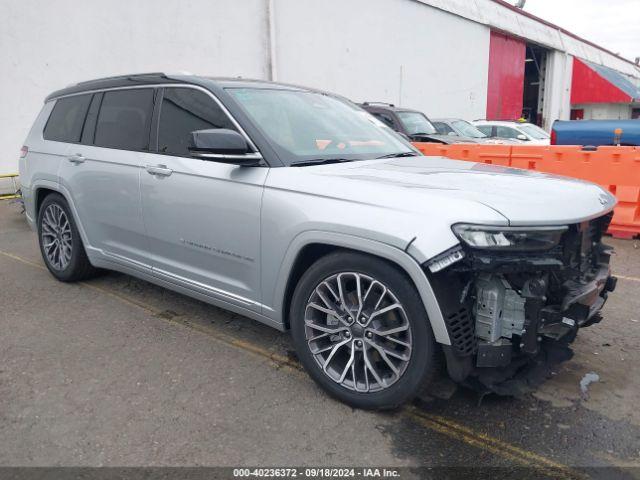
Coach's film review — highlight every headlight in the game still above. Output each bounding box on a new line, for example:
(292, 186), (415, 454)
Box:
(452, 224), (567, 251)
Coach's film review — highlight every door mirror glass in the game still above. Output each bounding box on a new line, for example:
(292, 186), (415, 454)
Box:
(188, 129), (261, 165)
(516, 134), (528, 141)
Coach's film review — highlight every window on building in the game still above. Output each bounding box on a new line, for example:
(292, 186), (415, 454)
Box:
(94, 89), (154, 150)
(43, 94), (92, 143)
(158, 88), (236, 156)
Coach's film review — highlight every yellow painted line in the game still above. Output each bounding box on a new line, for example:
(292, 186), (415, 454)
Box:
(0, 250), (46, 270)
(0, 248), (582, 476)
(86, 280), (303, 372)
(617, 274), (640, 283)
(406, 407), (586, 480)
(0, 249), (301, 373)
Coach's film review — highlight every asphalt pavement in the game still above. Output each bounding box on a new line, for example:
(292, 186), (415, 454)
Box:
(1, 200), (639, 479)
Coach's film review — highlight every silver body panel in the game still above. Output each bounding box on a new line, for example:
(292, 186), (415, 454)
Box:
(19, 78), (616, 347)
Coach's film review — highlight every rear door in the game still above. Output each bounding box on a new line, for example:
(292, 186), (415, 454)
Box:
(139, 86), (267, 311)
(57, 88), (154, 271)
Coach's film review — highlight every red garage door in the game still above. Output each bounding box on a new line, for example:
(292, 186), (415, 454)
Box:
(486, 31), (526, 120)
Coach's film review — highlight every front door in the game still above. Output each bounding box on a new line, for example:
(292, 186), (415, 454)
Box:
(140, 86), (267, 311)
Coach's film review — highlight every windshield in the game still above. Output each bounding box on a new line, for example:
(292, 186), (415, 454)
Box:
(226, 88), (414, 165)
(519, 124), (550, 140)
(451, 120), (487, 138)
(396, 111), (437, 135)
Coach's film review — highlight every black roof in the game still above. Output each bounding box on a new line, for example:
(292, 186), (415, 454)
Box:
(44, 73), (320, 102)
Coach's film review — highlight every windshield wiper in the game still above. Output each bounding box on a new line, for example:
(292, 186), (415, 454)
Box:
(375, 151), (421, 159)
(290, 158), (355, 167)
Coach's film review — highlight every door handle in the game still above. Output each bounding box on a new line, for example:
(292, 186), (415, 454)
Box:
(67, 154), (85, 164)
(145, 164), (173, 177)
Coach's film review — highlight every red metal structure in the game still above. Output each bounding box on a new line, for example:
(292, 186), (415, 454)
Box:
(571, 58), (633, 104)
(486, 31), (525, 121)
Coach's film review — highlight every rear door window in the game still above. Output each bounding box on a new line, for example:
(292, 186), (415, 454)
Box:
(157, 87), (236, 156)
(94, 89), (154, 150)
(43, 94), (92, 143)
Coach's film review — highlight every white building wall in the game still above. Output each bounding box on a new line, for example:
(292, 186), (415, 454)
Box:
(542, 52), (573, 129)
(417, 0), (640, 78)
(274, 0), (490, 120)
(572, 103), (632, 120)
(0, 0), (271, 175)
(1, 0), (636, 177)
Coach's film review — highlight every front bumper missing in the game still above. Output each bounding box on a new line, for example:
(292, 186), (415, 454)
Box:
(426, 214), (616, 395)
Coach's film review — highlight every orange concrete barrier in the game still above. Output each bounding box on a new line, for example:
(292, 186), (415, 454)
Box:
(412, 143), (640, 239)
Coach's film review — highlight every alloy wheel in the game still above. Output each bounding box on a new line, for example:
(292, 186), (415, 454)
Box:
(304, 272), (413, 392)
(41, 204), (72, 270)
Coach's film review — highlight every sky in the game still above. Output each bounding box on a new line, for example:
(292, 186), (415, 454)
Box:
(521, 0), (640, 62)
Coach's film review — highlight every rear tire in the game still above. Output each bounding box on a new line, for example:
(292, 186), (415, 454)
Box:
(37, 193), (98, 282)
(290, 251), (437, 410)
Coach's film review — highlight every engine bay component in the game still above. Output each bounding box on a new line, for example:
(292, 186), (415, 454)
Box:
(474, 274), (525, 343)
(426, 212), (617, 394)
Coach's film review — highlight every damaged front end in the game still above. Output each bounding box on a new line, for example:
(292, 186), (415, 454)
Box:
(425, 213), (617, 395)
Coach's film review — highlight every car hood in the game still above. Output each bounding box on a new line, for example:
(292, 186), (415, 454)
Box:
(279, 156), (616, 226)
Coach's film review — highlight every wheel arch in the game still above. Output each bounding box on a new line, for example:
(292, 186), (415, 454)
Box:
(32, 183), (92, 249)
(273, 231), (451, 345)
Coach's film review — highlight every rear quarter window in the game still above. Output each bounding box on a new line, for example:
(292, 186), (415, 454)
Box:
(43, 94), (92, 143)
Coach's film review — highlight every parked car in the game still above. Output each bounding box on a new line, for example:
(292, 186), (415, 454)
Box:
(20, 73), (617, 409)
(432, 118), (514, 144)
(551, 119), (640, 146)
(473, 120), (551, 145)
(359, 102), (481, 144)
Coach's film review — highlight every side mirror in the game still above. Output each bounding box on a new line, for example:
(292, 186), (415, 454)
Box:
(447, 132), (458, 136)
(516, 134), (528, 141)
(188, 129), (262, 165)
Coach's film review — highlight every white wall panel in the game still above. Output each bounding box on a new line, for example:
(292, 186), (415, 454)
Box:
(273, 0), (490, 120)
(417, 0), (640, 78)
(573, 103), (632, 120)
(0, 0), (269, 174)
(542, 52), (573, 129)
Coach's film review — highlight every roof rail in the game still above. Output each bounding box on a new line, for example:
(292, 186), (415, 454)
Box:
(361, 101), (395, 107)
(75, 72), (169, 86)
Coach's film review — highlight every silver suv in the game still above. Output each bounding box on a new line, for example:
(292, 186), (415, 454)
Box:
(19, 73), (617, 409)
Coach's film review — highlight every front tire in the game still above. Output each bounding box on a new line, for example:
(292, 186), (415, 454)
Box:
(290, 251), (437, 409)
(37, 193), (98, 282)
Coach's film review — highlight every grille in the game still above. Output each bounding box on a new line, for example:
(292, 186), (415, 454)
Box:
(446, 307), (476, 356)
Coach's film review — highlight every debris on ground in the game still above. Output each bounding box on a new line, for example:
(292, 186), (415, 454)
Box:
(580, 372), (600, 397)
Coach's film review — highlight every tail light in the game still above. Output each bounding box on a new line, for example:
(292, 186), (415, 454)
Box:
(550, 129), (557, 145)
(20, 146), (28, 158)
